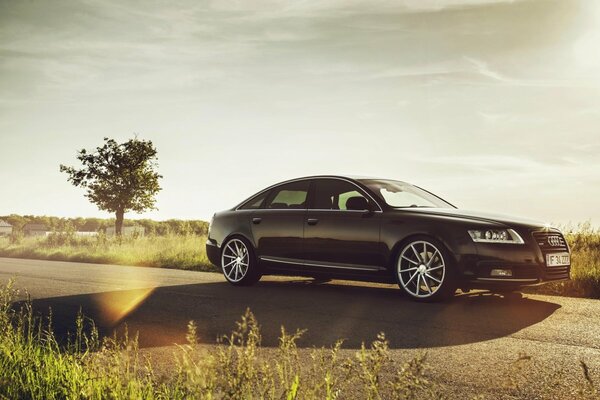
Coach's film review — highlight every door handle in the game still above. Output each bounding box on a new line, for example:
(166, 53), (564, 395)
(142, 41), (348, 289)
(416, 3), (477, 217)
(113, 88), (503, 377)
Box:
(252, 217), (262, 224)
(307, 218), (319, 226)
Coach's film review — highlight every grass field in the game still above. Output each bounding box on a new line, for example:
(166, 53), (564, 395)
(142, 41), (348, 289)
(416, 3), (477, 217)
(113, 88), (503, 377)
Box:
(0, 226), (599, 299)
(0, 234), (214, 272)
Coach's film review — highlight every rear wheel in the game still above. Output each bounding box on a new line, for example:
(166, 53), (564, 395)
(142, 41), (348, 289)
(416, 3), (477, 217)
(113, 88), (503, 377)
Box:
(221, 237), (261, 286)
(396, 237), (456, 302)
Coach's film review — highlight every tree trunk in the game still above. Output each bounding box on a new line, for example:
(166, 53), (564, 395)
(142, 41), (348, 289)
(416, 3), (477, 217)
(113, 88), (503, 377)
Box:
(115, 209), (124, 237)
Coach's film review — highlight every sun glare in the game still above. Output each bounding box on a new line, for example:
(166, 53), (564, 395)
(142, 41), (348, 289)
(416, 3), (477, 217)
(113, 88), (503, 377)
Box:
(91, 268), (158, 325)
(93, 287), (155, 326)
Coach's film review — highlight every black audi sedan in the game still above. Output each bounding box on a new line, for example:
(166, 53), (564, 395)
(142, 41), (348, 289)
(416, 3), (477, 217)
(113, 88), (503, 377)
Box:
(206, 175), (570, 302)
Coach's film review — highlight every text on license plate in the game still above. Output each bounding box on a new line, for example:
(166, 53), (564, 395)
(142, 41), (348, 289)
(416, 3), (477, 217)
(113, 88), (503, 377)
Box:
(546, 252), (570, 267)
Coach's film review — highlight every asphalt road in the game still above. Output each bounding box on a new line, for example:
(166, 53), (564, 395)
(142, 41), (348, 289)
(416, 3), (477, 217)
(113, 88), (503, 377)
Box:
(1, 257), (599, 398)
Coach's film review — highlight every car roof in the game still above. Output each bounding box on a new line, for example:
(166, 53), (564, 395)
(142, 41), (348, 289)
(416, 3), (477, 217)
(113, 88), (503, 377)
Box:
(275, 174), (368, 181)
(279, 175), (408, 184)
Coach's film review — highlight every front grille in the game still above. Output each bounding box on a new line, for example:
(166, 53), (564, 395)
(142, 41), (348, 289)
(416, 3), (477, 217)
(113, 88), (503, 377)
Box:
(532, 231), (571, 280)
(532, 231), (569, 253)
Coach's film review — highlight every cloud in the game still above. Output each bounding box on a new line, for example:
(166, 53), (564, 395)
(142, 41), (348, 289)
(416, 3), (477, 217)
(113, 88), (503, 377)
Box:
(1, 0), (599, 225)
(464, 56), (507, 81)
(368, 60), (465, 80)
(203, 0), (525, 15)
(418, 154), (545, 172)
(477, 111), (548, 124)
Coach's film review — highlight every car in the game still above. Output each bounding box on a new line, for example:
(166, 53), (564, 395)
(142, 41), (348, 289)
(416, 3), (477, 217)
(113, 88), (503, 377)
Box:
(206, 175), (570, 302)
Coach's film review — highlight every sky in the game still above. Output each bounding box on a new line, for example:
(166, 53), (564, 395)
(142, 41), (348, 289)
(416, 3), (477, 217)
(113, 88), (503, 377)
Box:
(1, 0), (600, 226)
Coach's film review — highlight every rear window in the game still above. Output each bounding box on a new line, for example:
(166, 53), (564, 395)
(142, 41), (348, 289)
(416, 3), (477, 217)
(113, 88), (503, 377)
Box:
(264, 181), (309, 209)
(239, 191), (269, 210)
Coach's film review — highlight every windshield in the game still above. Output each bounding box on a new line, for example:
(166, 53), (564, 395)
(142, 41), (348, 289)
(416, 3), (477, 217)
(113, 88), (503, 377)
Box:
(358, 179), (454, 209)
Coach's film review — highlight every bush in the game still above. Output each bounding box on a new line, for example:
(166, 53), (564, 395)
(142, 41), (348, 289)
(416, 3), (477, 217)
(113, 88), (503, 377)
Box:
(8, 231), (23, 245)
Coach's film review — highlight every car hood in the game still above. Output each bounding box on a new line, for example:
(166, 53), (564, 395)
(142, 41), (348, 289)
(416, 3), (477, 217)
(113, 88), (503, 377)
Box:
(397, 207), (549, 230)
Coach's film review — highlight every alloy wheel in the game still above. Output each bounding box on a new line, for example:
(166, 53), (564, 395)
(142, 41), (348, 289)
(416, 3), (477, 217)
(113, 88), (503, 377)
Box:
(397, 240), (446, 299)
(221, 238), (250, 282)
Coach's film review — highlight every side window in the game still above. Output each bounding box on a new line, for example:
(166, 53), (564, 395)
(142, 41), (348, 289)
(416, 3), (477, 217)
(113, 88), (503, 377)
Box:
(338, 190), (364, 210)
(312, 179), (370, 211)
(239, 190), (270, 210)
(264, 181), (310, 209)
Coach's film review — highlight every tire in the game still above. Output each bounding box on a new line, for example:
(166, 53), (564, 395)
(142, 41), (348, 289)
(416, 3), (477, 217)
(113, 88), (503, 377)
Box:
(395, 236), (457, 302)
(221, 236), (261, 286)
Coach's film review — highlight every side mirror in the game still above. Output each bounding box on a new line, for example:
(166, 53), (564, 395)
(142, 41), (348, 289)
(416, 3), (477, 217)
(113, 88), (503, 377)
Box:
(362, 202), (375, 215)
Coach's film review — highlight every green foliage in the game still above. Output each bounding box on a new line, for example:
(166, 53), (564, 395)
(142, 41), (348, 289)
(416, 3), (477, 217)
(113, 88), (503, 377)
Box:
(0, 215), (209, 237)
(60, 137), (162, 235)
(0, 282), (599, 399)
(526, 222), (600, 298)
(389, 353), (433, 399)
(0, 284), (436, 399)
(8, 230), (23, 245)
(45, 222), (77, 247)
(354, 332), (390, 400)
(0, 234), (213, 271)
(60, 137), (162, 215)
(0, 280), (157, 399)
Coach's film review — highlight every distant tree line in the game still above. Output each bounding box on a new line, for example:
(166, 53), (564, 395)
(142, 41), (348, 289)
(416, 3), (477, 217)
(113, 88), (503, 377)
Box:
(0, 215), (208, 236)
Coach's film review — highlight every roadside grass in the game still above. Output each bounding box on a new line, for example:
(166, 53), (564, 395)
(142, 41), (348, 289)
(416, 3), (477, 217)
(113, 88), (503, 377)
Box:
(0, 281), (435, 399)
(0, 234), (214, 272)
(0, 280), (598, 399)
(0, 224), (599, 299)
(526, 224), (600, 298)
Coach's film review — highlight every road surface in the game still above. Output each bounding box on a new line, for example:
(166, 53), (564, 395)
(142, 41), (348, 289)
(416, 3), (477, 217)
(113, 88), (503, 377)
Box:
(1, 257), (598, 398)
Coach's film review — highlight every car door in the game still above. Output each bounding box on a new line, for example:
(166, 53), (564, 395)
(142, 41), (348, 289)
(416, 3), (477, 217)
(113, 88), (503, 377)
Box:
(303, 178), (384, 271)
(250, 180), (309, 264)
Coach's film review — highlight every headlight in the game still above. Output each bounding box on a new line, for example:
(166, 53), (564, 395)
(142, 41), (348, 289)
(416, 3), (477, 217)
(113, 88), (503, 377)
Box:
(468, 229), (524, 244)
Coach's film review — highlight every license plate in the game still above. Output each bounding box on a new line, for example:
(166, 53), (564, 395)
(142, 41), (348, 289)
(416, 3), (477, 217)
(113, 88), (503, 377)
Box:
(546, 252), (570, 267)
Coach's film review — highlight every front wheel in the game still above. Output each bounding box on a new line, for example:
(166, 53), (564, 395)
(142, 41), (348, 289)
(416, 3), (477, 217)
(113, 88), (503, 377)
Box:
(396, 238), (456, 302)
(221, 237), (261, 286)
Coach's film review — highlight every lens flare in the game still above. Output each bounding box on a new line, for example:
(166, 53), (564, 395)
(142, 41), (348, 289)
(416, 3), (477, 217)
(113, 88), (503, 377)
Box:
(93, 287), (155, 326)
(91, 268), (157, 326)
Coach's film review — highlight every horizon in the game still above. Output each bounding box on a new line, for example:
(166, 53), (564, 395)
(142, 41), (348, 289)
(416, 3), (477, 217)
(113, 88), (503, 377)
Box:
(2, 0), (600, 226)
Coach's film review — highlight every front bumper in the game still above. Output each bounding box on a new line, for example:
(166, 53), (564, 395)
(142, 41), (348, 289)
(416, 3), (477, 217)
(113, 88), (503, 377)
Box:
(467, 261), (570, 288)
(461, 229), (570, 288)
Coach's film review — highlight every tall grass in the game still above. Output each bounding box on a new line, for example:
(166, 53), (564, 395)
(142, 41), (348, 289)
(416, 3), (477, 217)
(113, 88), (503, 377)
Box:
(0, 281), (435, 399)
(0, 234), (213, 271)
(527, 223), (600, 298)
(0, 281), (598, 399)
